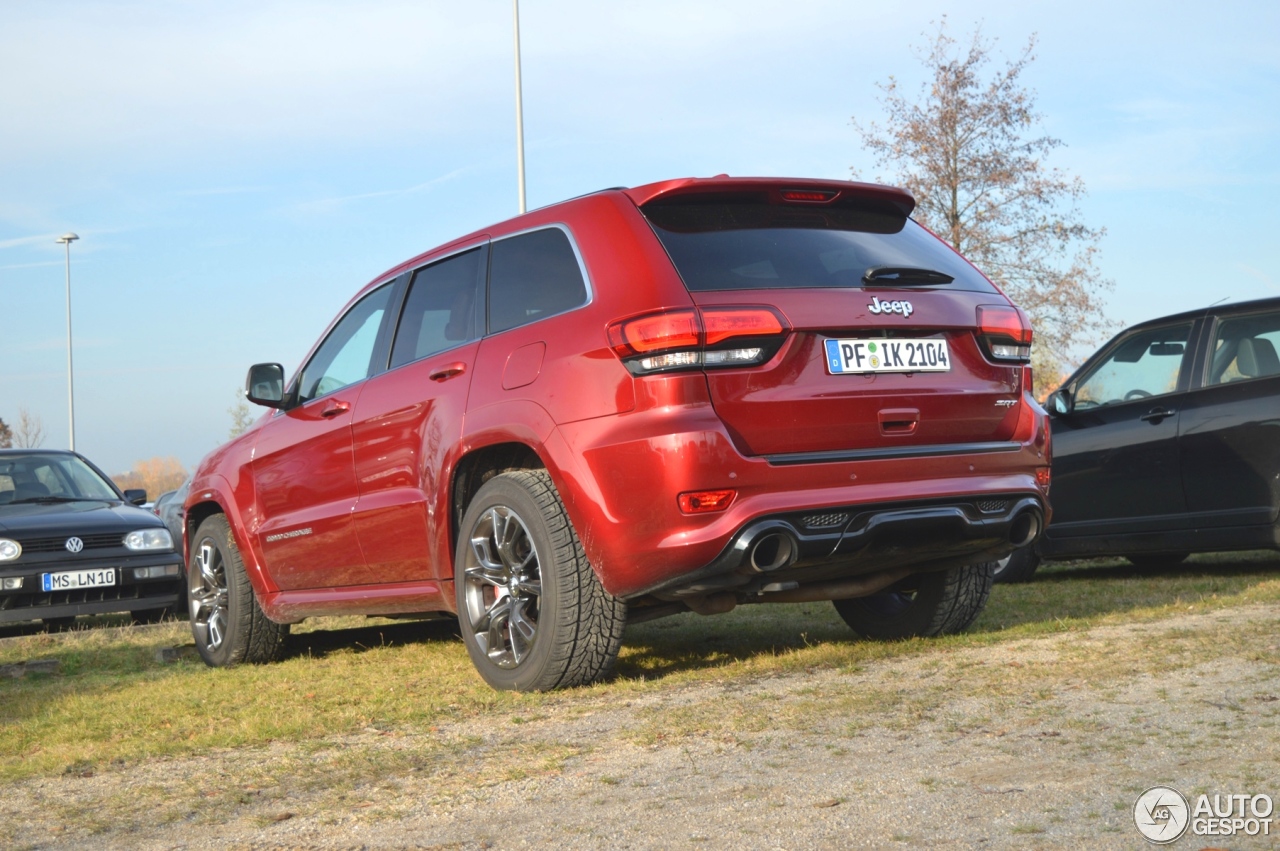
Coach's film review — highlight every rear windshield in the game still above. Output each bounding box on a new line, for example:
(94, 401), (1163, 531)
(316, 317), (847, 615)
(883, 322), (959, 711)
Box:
(642, 195), (998, 293)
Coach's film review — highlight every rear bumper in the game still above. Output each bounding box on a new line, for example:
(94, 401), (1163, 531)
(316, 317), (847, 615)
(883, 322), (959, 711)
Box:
(546, 377), (1051, 598)
(633, 493), (1045, 599)
(0, 552), (183, 624)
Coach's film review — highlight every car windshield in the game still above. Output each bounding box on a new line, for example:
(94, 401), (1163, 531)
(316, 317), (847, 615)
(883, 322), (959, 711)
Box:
(0, 453), (120, 506)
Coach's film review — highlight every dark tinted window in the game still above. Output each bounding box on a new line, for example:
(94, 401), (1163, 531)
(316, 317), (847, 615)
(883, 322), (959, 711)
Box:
(391, 247), (484, 368)
(296, 283), (393, 403)
(488, 228), (588, 334)
(642, 197), (997, 293)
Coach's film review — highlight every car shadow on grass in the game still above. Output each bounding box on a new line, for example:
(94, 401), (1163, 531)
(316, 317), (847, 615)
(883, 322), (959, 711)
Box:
(0, 611), (173, 641)
(1036, 551), (1280, 582)
(617, 552), (1280, 681)
(282, 615), (461, 661)
(617, 602), (867, 681)
(975, 550), (1280, 633)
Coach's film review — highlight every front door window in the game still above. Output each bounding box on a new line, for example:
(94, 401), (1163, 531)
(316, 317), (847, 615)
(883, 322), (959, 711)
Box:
(1073, 323), (1193, 408)
(296, 284), (394, 403)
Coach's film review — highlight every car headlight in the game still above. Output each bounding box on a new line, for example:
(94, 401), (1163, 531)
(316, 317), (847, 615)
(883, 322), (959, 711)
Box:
(124, 528), (173, 551)
(0, 538), (21, 561)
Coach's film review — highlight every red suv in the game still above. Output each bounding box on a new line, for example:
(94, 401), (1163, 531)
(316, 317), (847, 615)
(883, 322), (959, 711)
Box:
(184, 177), (1050, 690)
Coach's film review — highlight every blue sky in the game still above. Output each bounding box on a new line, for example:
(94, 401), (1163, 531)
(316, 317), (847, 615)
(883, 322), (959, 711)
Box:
(2, 0), (1278, 477)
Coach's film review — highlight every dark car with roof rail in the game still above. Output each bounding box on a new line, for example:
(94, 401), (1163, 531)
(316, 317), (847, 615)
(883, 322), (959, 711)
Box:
(994, 296), (1280, 582)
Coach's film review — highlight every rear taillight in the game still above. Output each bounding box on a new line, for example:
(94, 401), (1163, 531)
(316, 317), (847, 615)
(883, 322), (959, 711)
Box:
(976, 304), (1033, 363)
(607, 310), (700, 372)
(608, 306), (790, 375)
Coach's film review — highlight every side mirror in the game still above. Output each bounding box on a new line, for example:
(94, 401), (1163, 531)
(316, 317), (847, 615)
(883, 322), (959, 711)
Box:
(1046, 388), (1073, 416)
(245, 363), (287, 408)
(123, 488), (147, 506)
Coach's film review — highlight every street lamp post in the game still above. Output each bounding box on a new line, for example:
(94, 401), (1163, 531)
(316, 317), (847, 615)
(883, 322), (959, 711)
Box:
(55, 232), (79, 452)
(513, 0), (527, 214)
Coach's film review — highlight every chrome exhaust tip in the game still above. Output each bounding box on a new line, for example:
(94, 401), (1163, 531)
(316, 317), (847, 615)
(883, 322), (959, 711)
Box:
(749, 532), (797, 572)
(1008, 510), (1040, 548)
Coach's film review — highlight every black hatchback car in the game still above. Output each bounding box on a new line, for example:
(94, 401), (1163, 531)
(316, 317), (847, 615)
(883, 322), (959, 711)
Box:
(0, 450), (183, 627)
(996, 296), (1280, 581)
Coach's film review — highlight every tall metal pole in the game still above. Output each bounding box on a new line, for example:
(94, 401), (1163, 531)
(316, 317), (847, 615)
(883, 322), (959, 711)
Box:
(513, 0), (527, 214)
(56, 233), (79, 452)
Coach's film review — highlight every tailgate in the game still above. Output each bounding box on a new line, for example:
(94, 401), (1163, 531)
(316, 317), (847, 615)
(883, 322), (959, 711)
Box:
(636, 181), (1031, 458)
(689, 288), (1024, 456)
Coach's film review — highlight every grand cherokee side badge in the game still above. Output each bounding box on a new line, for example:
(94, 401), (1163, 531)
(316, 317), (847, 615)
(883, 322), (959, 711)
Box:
(868, 296), (914, 318)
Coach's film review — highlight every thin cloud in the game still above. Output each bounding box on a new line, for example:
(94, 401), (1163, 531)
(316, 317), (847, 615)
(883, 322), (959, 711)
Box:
(0, 261), (62, 270)
(176, 185), (272, 197)
(0, 227), (130, 254)
(1238, 264), (1280, 291)
(8, 336), (117, 354)
(288, 168), (470, 216)
(0, 234), (57, 250)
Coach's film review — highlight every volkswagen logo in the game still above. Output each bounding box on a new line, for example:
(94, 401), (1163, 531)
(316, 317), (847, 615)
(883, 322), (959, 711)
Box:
(65, 537), (84, 554)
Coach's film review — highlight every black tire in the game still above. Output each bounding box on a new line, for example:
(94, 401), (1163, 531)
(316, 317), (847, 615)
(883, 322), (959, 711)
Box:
(833, 562), (995, 640)
(454, 470), (625, 691)
(992, 545), (1041, 583)
(1126, 552), (1190, 570)
(188, 515), (288, 667)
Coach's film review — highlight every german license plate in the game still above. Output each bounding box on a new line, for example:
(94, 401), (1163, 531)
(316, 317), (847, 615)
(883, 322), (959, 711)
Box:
(41, 568), (116, 592)
(824, 338), (951, 374)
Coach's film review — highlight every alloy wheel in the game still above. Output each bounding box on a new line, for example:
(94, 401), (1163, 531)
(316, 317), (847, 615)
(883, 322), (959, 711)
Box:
(190, 540), (229, 652)
(461, 505), (543, 668)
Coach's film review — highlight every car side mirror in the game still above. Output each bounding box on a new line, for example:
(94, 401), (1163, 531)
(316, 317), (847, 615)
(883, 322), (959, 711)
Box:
(123, 488), (147, 506)
(1046, 388), (1073, 416)
(245, 363), (287, 408)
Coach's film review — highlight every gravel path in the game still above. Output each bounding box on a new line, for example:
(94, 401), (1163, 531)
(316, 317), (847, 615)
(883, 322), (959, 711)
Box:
(8, 603), (1280, 850)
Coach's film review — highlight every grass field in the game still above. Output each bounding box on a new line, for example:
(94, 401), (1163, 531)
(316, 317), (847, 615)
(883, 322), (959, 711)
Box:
(2, 551), (1278, 785)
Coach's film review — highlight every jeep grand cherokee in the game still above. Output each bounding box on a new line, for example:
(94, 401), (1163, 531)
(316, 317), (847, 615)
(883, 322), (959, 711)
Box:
(184, 176), (1051, 690)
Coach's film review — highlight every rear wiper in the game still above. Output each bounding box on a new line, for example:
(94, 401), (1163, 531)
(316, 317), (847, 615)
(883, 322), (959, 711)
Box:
(863, 266), (954, 285)
(7, 496), (89, 505)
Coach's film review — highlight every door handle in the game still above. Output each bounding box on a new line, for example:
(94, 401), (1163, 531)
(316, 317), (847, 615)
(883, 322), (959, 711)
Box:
(1139, 407), (1176, 423)
(320, 400), (351, 418)
(430, 362), (467, 382)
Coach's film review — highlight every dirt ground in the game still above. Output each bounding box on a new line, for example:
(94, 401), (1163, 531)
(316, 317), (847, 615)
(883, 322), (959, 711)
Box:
(7, 602), (1280, 850)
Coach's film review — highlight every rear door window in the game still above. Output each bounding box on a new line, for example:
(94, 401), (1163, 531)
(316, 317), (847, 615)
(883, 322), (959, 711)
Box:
(641, 195), (997, 293)
(487, 227), (589, 334)
(390, 246), (486, 368)
(1207, 310), (1280, 385)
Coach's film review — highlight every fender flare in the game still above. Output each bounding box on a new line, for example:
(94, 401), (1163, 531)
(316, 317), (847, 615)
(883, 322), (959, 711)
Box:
(184, 472), (279, 602)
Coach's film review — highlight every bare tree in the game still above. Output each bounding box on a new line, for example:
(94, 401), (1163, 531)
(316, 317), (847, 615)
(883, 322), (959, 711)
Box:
(12, 408), (46, 449)
(228, 389), (254, 439)
(112, 457), (188, 499)
(0, 418), (11, 449)
(853, 22), (1112, 390)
